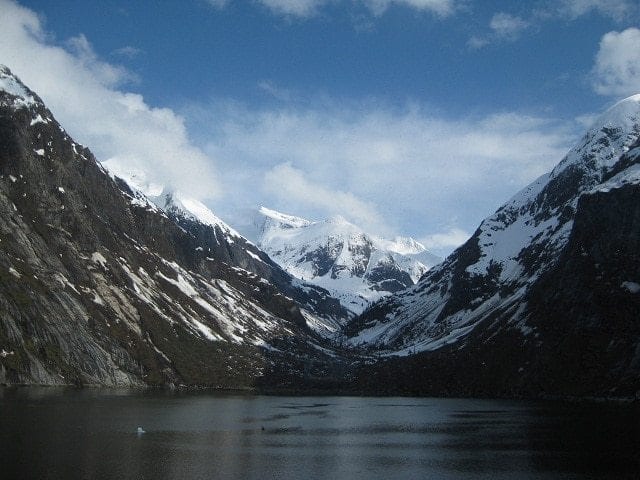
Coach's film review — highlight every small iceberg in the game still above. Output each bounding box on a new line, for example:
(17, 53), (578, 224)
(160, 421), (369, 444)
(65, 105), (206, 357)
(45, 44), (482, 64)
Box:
(137, 426), (145, 435)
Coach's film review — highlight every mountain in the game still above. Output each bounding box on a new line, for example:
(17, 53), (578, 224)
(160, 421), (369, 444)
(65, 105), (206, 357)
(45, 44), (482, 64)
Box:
(250, 206), (441, 314)
(347, 95), (640, 398)
(3, 63), (638, 398)
(0, 65), (350, 388)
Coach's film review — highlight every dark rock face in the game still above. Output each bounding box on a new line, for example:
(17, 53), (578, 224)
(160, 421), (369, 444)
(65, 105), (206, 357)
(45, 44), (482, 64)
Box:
(302, 240), (341, 278)
(355, 183), (640, 399)
(365, 259), (414, 292)
(523, 183), (640, 397)
(0, 66), (347, 388)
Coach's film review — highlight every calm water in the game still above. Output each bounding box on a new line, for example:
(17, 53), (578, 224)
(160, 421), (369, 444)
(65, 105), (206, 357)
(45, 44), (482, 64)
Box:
(1, 389), (639, 479)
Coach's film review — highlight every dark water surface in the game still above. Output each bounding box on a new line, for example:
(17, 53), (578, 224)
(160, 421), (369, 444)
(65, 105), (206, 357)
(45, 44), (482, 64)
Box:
(1, 389), (639, 479)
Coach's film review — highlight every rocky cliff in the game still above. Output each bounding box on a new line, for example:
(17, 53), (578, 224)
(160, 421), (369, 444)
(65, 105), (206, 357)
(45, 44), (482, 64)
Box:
(0, 66), (349, 388)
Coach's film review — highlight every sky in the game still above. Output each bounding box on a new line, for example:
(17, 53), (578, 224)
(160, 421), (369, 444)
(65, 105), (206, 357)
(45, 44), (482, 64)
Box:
(1, 0), (639, 256)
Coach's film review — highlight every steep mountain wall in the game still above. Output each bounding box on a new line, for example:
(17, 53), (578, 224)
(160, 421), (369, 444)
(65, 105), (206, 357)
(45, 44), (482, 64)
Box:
(0, 66), (347, 388)
(346, 97), (640, 397)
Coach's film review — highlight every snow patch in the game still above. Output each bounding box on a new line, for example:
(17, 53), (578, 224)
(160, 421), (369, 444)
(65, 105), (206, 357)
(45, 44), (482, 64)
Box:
(189, 317), (224, 342)
(245, 249), (264, 263)
(30, 114), (47, 126)
(593, 163), (640, 193)
(55, 273), (80, 295)
(90, 252), (108, 269)
(92, 292), (105, 305)
(0, 67), (36, 107)
(156, 272), (198, 297)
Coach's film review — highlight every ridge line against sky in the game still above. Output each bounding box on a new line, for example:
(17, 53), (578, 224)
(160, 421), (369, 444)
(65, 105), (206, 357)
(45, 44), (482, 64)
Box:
(0, 0), (639, 256)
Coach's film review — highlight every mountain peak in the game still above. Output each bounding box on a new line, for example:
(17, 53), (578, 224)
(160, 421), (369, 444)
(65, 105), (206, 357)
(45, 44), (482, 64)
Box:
(99, 160), (243, 240)
(257, 206), (311, 228)
(590, 93), (640, 137)
(154, 190), (244, 240)
(550, 94), (640, 180)
(0, 65), (38, 109)
(253, 206), (440, 313)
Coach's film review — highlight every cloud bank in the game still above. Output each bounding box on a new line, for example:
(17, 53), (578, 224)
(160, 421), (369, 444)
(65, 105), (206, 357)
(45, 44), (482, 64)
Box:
(206, 0), (457, 18)
(592, 28), (640, 97)
(469, 0), (638, 49)
(0, 0), (219, 199)
(1, 0), (585, 255)
(557, 0), (634, 22)
(190, 99), (578, 255)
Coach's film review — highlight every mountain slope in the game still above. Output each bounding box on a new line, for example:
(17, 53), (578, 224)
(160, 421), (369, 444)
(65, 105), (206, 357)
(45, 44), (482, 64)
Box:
(250, 206), (441, 314)
(101, 166), (350, 333)
(347, 95), (640, 397)
(0, 66), (349, 388)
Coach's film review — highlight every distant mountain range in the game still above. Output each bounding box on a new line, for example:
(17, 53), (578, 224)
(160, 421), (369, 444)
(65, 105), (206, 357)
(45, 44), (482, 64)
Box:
(1, 64), (639, 398)
(248, 206), (441, 314)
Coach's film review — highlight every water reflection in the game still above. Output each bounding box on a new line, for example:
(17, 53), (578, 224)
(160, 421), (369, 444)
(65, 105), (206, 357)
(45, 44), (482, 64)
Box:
(0, 388), (638, 479)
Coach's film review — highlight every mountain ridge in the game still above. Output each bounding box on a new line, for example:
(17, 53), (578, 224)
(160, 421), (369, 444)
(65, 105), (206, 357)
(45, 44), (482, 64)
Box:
(347, 94), (640, 353)
(2, 63), (639, 398)
(250, 206), (441, 314)
(342, 93), (640, 397)
(0, 65), (350, 388)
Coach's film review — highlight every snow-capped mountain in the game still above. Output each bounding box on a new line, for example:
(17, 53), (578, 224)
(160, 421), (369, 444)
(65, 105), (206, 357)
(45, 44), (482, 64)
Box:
(3, 62), (638, 398)
(101, 163), (350, 332)
(99, 163), (245, 242)
(250, 207), (441, 314)
(0, 65), (349, 387)
(347, 95), (640, 397)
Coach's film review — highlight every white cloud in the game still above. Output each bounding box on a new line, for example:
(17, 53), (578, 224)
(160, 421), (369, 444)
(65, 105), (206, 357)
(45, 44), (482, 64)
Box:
(257, 80), (295, 102)
(470, 1), (637, 50)
(64, 34), (138, 85)
(190, 100), (578, 255)
(257, 0), (329, 17)
(557, 0), (634, 22)
(112, 46), (143, 59)
(365, 0), (456, 17)
(264, 163), (387, 233)
(0, 0), (219, 199)
(489, 12), (529, 39)
(204, 0), (230, 8)
(421, 227), (471, 254)
(467, 35), (489, 50)
(468, 12), (529, 49)
(574, 113), (600, 129)
(591, 28), (640, 97)
(206, 0), (456, 18)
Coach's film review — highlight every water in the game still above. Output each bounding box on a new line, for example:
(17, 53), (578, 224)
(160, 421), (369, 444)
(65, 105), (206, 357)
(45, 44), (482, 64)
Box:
(1, 389), (638, 479)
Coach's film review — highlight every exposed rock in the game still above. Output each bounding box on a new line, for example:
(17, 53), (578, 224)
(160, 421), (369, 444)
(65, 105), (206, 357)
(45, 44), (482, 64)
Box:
(0, 65), (348, 388)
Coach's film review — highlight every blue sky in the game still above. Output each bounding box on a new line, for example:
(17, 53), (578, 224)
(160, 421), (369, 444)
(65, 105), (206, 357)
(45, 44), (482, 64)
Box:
(1, 0), (640, 255)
